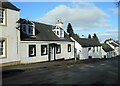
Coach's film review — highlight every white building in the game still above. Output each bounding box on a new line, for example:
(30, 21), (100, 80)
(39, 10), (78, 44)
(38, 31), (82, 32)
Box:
(0, 1), (20, 66)
(17, 18), (75, 64)
(0, 1), (74, 66)
(105, 39), (120, 56)
(70, 34), (102, 60)
(101, 43), (114, 58)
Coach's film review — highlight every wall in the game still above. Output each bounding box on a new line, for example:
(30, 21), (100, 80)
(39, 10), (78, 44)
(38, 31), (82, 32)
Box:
(0, 9), (20, 64)
(20, 41), (74, 64)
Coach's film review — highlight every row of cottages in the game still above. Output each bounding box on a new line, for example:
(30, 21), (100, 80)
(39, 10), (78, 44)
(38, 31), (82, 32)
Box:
(101, 43), (115, 58)
(105, 39), (120, 56)
(17, 19), (74, 64)
(0, 1), (74, 66)
(70, 34), (102, 60)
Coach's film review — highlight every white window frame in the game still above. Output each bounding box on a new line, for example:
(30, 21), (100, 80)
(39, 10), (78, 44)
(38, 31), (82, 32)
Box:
(22, 24), (35, 36)
(0, 8), (6, 25)
(0, 38), (7, 58)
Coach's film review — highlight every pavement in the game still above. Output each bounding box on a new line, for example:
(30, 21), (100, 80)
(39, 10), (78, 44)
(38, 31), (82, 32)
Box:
(1, 56), (120, 84)
(2, 57), (115, 72)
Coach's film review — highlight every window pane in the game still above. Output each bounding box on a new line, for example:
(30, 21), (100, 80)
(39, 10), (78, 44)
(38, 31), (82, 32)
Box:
(68, 44), (71, 52)
(22, 25), (26, 32)
(41, 45), (47, 55)
(28, 25), (33, 35)
(56, 45), (61, 53)
(0, 40), (4, 56)
(0, 9), (4, 23)
(29, 45), (36, 57)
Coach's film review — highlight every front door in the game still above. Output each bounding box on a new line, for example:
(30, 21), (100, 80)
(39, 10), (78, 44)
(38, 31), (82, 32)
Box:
(49, 44), (56, 61)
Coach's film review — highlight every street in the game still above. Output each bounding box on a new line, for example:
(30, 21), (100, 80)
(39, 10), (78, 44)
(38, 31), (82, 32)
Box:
(2, 57), (119, 85)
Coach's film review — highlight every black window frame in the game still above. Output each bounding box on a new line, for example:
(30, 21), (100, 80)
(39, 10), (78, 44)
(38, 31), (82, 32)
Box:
(29, 45), (36, 57)
(68, 44), (71, 52)
(41, 45), (47, 55)
(56, 44), (61, 54)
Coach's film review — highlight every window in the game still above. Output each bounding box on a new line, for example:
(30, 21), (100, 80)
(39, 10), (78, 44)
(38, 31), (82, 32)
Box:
(88, 47), (91, 51)
(68, 44), (71, 52)
(97, 47), (98, 51)
(28, 25), (34, 35)
(22, 25), (26, 32)
(41, 45), (47, 55)
(56, 45), (61, 54)
(93, 47), (95, 52)
(0, 39), (7, 58)
(0, 8), (6, 24)
(29, 45), (36, 57)
(57, 31), (59, 35)
(22, 24), (35, 36)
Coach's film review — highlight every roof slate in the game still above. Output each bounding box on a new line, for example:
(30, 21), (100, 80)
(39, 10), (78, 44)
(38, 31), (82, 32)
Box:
(72, 35), (101, 47)
(102, 43), (114, 52)
(110, 42), (119, 47)
(1, 1), (20, 11)
(20, 20), (73, 42)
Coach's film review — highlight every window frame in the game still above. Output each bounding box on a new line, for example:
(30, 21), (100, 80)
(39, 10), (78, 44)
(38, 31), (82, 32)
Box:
(0, 38), (7, 59)
(22, 24), (35, 36)
(41, 45), (47, 56)
(56, 44), (61, 54)
(29, 45), (36, 57)
(0, 8), (7, 25)
(68, 44), (71, 52)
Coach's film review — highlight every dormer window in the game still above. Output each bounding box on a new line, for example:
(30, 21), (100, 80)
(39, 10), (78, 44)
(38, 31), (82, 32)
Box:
(28, 25), (34, 35)
(22, 24), (35, 36)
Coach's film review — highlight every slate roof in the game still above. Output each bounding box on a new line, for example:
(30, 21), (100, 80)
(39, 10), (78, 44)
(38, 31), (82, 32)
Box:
(72, 35), (101, 47)
(1, 1), (20, 11)
(110, 42), (119, 47)
(19, 19), (73, 42)
(102, 43), (114, 52)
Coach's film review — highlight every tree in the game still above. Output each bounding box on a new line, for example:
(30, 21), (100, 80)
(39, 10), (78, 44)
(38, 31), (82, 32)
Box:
(93, 33), (99, 41)
(67, 23), (74, 36)
(88, 34), (91, 38)
(116, 0), (120, 7)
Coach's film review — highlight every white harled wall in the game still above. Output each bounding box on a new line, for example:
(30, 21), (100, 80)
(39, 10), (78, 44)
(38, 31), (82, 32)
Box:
(0, 9), (20, 64)
(20, 41), (74, 64)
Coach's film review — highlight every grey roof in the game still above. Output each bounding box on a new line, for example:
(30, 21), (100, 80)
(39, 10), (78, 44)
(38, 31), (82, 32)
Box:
(102, 43), (114, 52)
(1, 1), (20, 11)
(72, 35), (101, 47)
(110, 42), (119, 47)
(20, 19), (73, 42)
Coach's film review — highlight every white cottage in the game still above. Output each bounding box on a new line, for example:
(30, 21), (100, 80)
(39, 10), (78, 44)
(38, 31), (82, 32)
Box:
(70, 34), (102, 60)
(0, 1), (20, 66)
(17, 18), (75, 64)
(105, 39), (120, 56)
(101, 43), (114, 58)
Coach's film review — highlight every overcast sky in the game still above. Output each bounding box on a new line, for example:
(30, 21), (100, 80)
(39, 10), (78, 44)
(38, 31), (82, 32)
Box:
(12, 1), (119, 42)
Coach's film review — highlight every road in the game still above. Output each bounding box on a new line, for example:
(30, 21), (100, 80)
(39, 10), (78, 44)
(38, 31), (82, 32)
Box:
(2, 57), (119, 85)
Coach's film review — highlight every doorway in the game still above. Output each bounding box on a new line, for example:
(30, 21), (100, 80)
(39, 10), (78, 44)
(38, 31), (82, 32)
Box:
(49, 43), (57, 61)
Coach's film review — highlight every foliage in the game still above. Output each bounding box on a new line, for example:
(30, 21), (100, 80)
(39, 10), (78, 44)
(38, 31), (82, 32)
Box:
(67, 23), (74, 36)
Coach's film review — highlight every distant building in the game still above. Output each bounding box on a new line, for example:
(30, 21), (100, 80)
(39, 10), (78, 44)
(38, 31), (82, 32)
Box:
(101, 43), (114, 58)
(105, 39), (120, 56)
(70, 34), (102, 60)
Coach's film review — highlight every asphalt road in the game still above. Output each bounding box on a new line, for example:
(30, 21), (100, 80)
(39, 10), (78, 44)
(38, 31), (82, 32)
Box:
(2, 57), (119, 85)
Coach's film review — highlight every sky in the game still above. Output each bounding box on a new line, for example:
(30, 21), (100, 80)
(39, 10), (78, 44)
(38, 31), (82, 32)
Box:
(11, 1), (119, 42)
